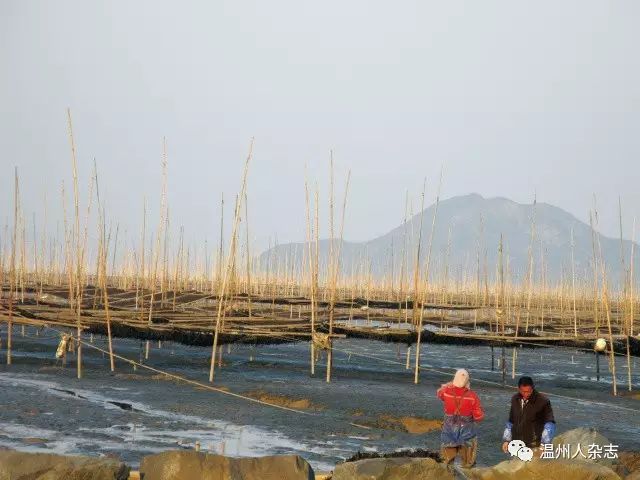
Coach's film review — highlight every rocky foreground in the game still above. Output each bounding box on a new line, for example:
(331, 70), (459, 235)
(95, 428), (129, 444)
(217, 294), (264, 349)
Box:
(0, 428), (638, 479)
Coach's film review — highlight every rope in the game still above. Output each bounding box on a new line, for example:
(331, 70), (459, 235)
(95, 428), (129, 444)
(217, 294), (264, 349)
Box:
(43, 325), (317, 417)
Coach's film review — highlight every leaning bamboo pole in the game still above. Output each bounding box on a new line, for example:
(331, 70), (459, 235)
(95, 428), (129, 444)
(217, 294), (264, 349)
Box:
(415, 172), (442, 384)
(172, 226), (184, 311)
(304, 178), (316, 375)
(412, 179), (426, 384)
(326, 168), (351, 383)
(146, 139), (168, 359)
(594, 206), (618, 396)
(209, 138), (252, 383)
(411, 179), (427, 326)
(6, 167), (19, 365)
(98, 206), (115, 371)
(138, 198), (146, 316)
(422, 169), (443, 305)
(216, 193), (225, 293)
(66, 108), (84, 379)
(398, 191), (409, 320)
(326, 155), (335, 382)
(525, 197), (536, 333)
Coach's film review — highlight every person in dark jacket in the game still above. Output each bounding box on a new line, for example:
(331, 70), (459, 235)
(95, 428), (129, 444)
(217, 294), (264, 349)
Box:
(502, 376), (556, 454)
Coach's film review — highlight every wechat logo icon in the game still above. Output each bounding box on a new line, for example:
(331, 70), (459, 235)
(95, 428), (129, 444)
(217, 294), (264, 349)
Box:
(508, 440), (533, 462)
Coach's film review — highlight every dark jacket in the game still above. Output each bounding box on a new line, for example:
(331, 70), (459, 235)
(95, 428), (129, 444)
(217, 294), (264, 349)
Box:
(507, 390), (555, 447)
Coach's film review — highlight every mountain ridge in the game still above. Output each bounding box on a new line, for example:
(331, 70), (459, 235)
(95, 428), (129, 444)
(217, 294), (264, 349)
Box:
(259, 194), (638, 286)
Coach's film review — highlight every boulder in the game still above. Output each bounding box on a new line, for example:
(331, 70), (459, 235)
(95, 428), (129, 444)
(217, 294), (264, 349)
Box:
(465, 457), (621, 480)
(139, 451), (314, 480)
(614, 452), (640, 479)
(553, 427), (616, 467)
(331, 457), (454, 480)
(0, 450), (130, 480)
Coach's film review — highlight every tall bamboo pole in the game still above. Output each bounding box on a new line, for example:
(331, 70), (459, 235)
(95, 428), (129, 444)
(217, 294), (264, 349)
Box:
(412, 179), (426, 384)
(138, 198), (146, 317)
(7, 167), (18, 365)
(411, 179), (427, 326)
(244, 192), (252, 318)
(398, 191), (409, 319)
(326, 167), (351, 383)
(571, 227), (577, 336)
(594, 206), (617, 396)
(217, 194), (225, 293)
(210, 138), (253, 383)
(146, 139), (168, 359)
(66, 108), (84, 379)
(630, 217), (635, 337)
(99, 206), (115, 371)
(415, 171), (442, 384)
(627, 218), (635, 391)
(304, 178), (316, 375)
(590, 210), (600, 336)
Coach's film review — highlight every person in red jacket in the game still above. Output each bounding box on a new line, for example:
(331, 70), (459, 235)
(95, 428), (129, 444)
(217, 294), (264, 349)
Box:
(436, 368), (484, 468)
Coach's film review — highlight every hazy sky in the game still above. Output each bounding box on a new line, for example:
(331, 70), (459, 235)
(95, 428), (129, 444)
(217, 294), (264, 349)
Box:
(1, 1), (639, 254)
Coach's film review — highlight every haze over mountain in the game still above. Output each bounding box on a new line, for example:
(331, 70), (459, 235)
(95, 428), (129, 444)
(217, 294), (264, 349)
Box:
(260, 194), (639, 287)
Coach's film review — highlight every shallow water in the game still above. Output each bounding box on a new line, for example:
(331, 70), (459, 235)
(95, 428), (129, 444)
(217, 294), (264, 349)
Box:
(0, 326), (638, 470)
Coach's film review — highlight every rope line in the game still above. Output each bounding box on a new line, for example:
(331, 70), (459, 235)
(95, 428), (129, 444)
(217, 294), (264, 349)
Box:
(43, 325), (317, 417)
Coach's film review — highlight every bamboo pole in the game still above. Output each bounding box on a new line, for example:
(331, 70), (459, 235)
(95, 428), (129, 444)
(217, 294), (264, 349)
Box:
(411, 179), (427, 326)
(415, 171), (443, 384)
(99, 207), (115, 371)
(590, 210), (600, 337)
(412, 179), (426, 384)
(6, 167), (19, 365)
(245, 193), (252, 319)
(630, 217), (635, 337)
(209, 138), (252, 383)
(217, 193), (225, 293)
(398, 191), (409, 321)
(627, 218), (635, 391)
(326, 167), (351, 383)
(66, 108), (84, 379)
(594, 206), (617, 396)
(304, 178), (316, 375)
(146, 139), (169, 359)
(325, 154), (336, 382)
(571, 227), (578, 336)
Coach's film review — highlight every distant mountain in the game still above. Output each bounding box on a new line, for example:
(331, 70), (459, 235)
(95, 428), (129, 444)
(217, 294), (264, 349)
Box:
(259, 194), (638, 286)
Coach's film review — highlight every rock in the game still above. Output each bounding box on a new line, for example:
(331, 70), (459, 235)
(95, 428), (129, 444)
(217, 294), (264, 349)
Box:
(553, 427), (616, 467)
(139, 451), (314, 480)
(0, 450), (130, 480)
(614, 452), (640, 479)
(332, 457), (454, 480)
(465, 457), (621, 480)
